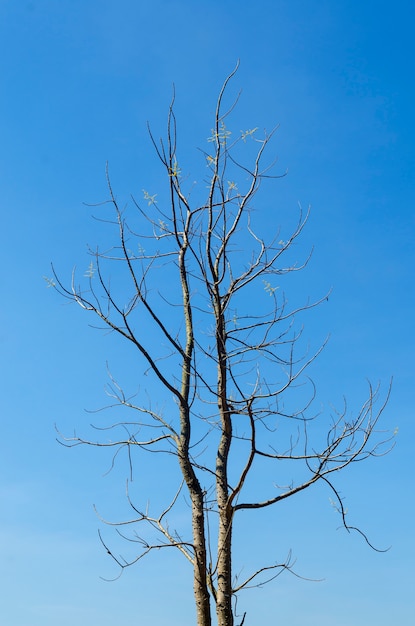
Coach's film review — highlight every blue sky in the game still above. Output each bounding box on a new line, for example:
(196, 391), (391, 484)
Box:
(0, 1), (414, 624)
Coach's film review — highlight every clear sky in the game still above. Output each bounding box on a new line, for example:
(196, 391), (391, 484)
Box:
(0, 1), (414, 624)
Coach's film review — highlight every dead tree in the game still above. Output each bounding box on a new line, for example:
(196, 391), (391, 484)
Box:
(49, 64), (392, 626)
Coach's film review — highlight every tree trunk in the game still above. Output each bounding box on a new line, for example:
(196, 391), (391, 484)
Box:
(216, 511), (234, 626)
(178, 406), (212, 626)
(191, 491), (213, 626)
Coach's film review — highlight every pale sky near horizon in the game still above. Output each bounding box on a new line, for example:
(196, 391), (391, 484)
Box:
(1, 1), (414, 624)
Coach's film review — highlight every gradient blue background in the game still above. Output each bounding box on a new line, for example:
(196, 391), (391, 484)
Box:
(1, 1), (413, 624)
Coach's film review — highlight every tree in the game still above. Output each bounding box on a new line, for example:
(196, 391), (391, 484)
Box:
(49, 65), (392, 626)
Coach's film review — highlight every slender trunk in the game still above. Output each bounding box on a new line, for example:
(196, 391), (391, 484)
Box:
(178, 234), (212, 625)
(178, 426), (212, 626)
(191, 489), (213, 626)
(215, 306), (234, 626)
(216, 509), (233, 626)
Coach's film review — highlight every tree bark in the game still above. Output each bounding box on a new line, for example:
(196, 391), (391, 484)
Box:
(216, 510), (233, 626)
(178, 432), (212, 626)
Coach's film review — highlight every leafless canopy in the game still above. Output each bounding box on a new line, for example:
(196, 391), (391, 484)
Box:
(50, 64), (392, 626)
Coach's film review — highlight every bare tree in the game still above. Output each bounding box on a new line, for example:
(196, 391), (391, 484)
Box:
(49, 65), (392, 626)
